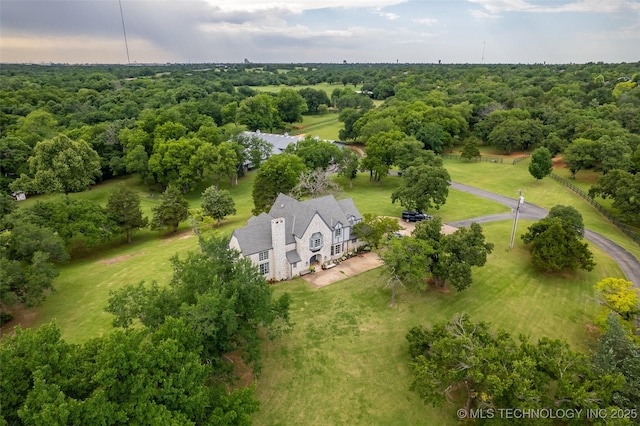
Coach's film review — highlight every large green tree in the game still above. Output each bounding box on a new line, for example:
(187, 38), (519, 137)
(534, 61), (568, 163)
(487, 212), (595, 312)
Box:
(11, 134), (102, 195)
(547, 204), (584, 237)
(407, 314), (622, 419)
(521, 217), (595, 273)
(232, 133), (273, 171)
(0, 320), (259, 425)
(563, 138), (598, 178)
(412, 217), (494, 291)
(276, 88), (308, 123)
(337, 147), (360, 189)
(150, 186), (189, 233)
(252, 154), (305, 215)
(297, 88), (330, 114)
(210, 141), (239, 189)
(0, 137), (31, 192)
(487, 118), (544, 154)
(380, 236), (432, 307)
(5, 197), (115, 252)
(592, 313), (640, 415)
(352, 214), (401, 249)
(391, 161), (451, 213)
(106, 184), (148, 243)
(460, 137), (481, 161)
(360, 130), (399, 183)
(528, 146), (553, 181)
(106, 235), (291, 371)
(284, 138), (341, 171)
(589, 169), (640, 223)
(148, 137), (206, 192)
(0, 223), (69, 322)
(201, 186), (236, 227)
(237, 94), (282, 132)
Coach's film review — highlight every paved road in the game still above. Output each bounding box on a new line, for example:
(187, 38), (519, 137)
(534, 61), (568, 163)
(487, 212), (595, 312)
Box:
(448, 182), (640, 286)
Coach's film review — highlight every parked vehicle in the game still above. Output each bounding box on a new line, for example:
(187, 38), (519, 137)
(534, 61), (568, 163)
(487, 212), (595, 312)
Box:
(402, 211), (433, 222)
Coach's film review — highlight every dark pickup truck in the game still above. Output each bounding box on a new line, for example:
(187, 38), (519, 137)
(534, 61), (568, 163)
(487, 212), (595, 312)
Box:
(402, 211), (433, 222)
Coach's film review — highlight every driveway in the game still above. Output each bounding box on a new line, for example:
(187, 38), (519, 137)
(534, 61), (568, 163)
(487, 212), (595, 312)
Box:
(301, 251), (384, 288)
(449, 182), (640, 287)
(300, 182), (640, 289)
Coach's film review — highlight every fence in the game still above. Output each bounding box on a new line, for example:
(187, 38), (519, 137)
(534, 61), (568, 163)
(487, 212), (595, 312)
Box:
(549, 173), (640, 246)
(442, 153), (530, 165)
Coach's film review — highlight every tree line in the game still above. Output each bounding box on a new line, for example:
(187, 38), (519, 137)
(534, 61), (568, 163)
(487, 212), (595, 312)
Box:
(2, 62), (638, 224)
(0, 183), (236, 325)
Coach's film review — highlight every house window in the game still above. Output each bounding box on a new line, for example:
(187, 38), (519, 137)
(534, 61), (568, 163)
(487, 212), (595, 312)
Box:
(259, 262), (270, 275)
(309, 232), (323, 251)
(259, 250), (269, 261)
(331, 243), (342, 256)
(334, 228), (342, 238)
(348, 215), (357, 225)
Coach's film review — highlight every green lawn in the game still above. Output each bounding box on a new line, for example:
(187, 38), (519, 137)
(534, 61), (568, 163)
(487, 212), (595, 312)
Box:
(18, 170), (508, 342)
(5, 158), (637, 425)
(253, 219), (619, 426)
(291, 114), (342, 141)
(444, 158), (640, 260)
(256, 82), (355, 97)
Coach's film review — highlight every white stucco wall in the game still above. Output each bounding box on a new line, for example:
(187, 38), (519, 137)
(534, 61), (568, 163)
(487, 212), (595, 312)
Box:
(271, 217), (288, 281)
(228, 236), (242, 257)
(296, 213), (332, 268)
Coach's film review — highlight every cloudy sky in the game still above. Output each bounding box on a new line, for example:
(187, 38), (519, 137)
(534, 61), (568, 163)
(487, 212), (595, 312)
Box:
(1, 0), (638, 64)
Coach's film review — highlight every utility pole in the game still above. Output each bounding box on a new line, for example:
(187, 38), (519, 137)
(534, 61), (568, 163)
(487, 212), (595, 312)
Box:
(509, 190), (524, 250)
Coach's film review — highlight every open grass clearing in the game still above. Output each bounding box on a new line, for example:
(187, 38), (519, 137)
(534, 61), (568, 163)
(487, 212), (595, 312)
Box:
(290, 113), (341, 141)
(256, 83), (356, 97)
(253, 219), (620, 425)
(7, 170), (508, 341)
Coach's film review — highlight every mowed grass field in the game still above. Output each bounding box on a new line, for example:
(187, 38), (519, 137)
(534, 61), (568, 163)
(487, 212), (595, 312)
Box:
(252, 219), (620, 425)
(3, 158), (636, 424)
(444, 158), (640, 260)
(10, 170), (508, 342)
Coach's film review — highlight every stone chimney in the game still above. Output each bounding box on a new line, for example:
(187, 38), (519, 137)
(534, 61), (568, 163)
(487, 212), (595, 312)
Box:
(271, 217), (287, 280)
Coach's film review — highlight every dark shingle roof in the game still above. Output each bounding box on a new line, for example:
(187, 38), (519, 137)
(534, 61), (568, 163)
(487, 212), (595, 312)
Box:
(234, 194), (362, 255)
(231, 213), (273, 256)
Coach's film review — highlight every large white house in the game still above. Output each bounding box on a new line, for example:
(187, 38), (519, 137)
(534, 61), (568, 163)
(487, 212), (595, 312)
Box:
(229, 193), (364, 281)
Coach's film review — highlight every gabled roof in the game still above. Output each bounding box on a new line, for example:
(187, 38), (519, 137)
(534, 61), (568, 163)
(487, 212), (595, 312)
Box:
(231, 213), (273, 256)
(232, 193), (363, 256)
(269, 193), (316, 244)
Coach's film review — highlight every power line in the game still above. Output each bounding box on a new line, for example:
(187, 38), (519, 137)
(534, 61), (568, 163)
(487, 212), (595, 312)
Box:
(118, 0), (130, 65)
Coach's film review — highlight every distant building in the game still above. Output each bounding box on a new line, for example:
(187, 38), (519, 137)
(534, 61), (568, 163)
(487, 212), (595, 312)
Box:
(244, 130), (305, 158)
(229, 193), (364, 281)
(11, 191), (26, 201)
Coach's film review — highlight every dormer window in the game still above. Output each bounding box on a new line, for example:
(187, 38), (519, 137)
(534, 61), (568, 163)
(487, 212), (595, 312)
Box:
(309, 232), (323, 251)
(348, 215), (357, 225)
